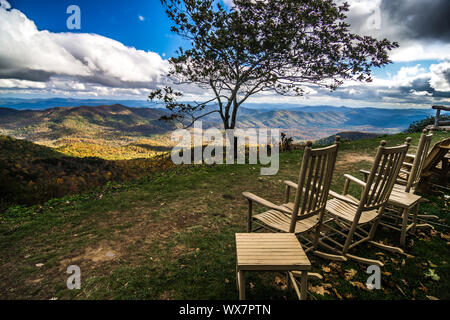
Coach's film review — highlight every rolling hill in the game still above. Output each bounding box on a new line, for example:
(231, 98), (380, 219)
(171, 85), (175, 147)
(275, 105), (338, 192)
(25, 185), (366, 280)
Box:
(0, 102), (437, 156)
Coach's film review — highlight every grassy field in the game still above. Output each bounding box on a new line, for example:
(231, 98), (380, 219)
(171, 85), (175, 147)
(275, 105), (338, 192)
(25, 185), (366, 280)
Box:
(0, 131), (448, 300)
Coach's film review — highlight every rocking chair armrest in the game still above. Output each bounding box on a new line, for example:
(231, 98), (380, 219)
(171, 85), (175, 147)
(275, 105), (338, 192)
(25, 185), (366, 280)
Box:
(242, 192), (293, 215)
(343, 174), (367, 188)
(359, 169), (370, 182)
(283, 180), (298, 189)
(328, 190), (359, 206)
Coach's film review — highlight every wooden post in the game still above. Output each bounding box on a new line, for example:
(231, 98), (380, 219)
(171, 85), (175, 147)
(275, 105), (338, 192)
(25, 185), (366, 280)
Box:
(247, 199), (253, 232)
(400, 208), (409, 247)
(435, 108), (441, 127)
(284, 185), (290, 203)
(238, 271), (245, 300)
(300, 271), (308, 300)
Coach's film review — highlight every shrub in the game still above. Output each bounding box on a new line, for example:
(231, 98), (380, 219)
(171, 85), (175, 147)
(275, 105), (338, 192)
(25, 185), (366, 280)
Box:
(404, 115), (450, 133)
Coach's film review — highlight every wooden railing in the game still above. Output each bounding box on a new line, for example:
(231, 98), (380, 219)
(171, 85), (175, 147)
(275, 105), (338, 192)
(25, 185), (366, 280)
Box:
(432, 105), (450, 128)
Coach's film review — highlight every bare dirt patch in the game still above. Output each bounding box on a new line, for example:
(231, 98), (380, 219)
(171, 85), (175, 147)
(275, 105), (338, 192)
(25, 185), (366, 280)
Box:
(59, 243), (120, 271)
(336, 152), (373, 169)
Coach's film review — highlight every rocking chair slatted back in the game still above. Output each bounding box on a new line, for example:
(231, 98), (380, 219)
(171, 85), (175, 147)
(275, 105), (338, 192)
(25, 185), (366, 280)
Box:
(361, 140), (410, 211)
(405, 129), (433, 192)
(289, 138), (340, 233)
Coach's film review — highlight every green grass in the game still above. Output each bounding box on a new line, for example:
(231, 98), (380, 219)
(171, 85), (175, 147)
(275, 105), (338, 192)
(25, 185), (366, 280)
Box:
(0, 131), (449, 300)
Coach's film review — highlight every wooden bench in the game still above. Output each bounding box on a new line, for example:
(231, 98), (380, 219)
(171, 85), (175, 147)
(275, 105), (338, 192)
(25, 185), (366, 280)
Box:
(235, 233), (311, 300)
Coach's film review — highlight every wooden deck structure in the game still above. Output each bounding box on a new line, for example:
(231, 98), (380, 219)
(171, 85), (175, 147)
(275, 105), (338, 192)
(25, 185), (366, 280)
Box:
(427, 105), (450, 131)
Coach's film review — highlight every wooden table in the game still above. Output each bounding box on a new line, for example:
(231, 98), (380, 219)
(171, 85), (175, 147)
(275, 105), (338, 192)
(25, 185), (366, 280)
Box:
(235, 233), (311, 300)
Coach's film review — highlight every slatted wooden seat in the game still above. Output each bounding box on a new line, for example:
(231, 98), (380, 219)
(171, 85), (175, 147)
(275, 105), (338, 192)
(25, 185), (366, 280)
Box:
(235, 233), (311, 300)
(388, 184), (421, 208)
(318, 139), (410, 266)
(252, 210), (319, 233)
(325, 198), (378, 224)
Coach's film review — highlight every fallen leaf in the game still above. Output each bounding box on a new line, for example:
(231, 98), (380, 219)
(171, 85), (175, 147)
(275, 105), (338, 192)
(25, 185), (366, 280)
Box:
(440, 233), (450, 240)
(274, 276), (287, 290)
(382, 271), (391, 277)
(249, 282), (255, 290)
(322, 266), (331, 273)
(426, 295), (439, 300)
(344, 269), (358, 280)
(350, 281), (368, 291)
(419, 282), (428, 292)
(35, 263), (44, 267)
(332, 287), (343, 299)
(428, 260), (438, 268)
(309, 285), (330, 296)
(424, 269), (440, 281)
(401, 279), (409, 287)
(328, 262), (340, 271)
(344, 293), (355, 300)
(224, 278), (230, 284)
(396, 284), (406, 296)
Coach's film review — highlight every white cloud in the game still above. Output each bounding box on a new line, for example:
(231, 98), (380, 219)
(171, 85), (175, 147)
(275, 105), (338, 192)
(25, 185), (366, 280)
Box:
(430, 61), (450, 92)
(0, 1), (169, 93)
(1, 0), (450, 108)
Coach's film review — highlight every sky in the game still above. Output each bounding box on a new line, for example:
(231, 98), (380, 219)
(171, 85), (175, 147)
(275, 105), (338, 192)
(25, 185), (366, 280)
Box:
(0, 0), (450, 109)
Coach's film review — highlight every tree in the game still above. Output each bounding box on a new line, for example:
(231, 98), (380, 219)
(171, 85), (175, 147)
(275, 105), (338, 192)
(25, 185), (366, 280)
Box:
(149, 0), (398, 130)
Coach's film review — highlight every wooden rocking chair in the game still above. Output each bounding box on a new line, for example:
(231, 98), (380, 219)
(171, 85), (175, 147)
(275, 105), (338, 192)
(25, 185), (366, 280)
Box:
(317, 139), (410, 266)
(416, 137), (450, 192)
(243, 138), (340, 253)
(361, 130), (434, 246)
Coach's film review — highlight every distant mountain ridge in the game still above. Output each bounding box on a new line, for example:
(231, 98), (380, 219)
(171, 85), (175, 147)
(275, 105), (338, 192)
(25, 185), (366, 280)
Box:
(0, 101), (436, 144)
(0, 104), (174, 143)
(315, 131), (381, 145)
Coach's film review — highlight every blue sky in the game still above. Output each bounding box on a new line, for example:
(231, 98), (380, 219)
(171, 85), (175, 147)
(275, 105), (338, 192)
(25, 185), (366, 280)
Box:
(1, 0), (450, 109)
(9, 0), (184, 57)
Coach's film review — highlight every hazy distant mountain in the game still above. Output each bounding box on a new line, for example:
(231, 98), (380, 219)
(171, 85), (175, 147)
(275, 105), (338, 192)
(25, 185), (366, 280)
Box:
(316, 131), (381, 145)
(0, 98), (159, 110)
(0, 104), (174, 143)
(0, 100), (437, 144)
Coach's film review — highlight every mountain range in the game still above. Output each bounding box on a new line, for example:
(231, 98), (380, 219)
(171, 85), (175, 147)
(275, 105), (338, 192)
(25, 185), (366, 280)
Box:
(0, 99), (436, 155)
